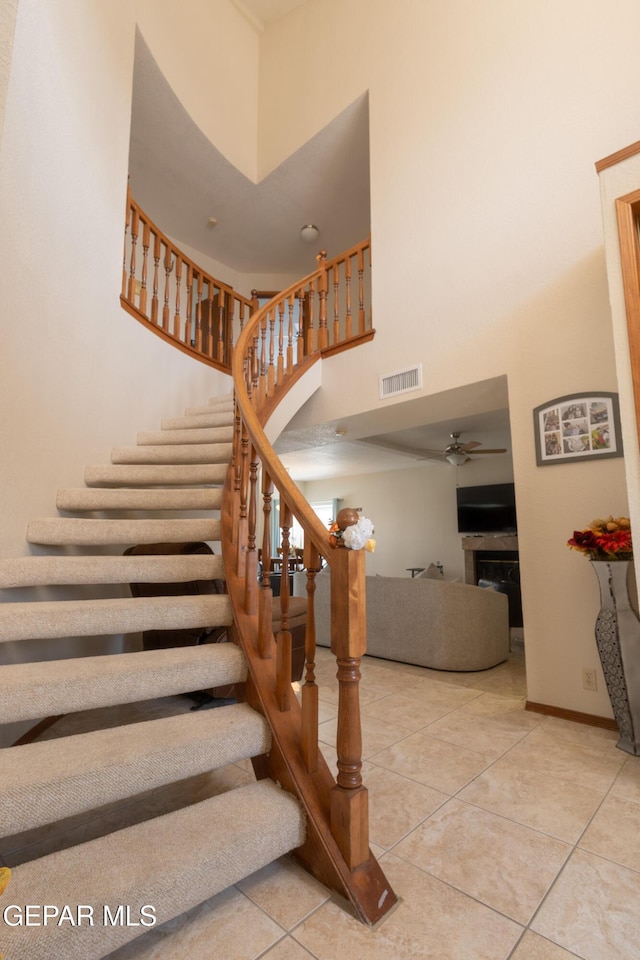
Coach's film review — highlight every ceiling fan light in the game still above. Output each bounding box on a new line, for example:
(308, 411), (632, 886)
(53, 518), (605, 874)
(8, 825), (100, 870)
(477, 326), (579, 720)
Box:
(446, 451), (467, 466)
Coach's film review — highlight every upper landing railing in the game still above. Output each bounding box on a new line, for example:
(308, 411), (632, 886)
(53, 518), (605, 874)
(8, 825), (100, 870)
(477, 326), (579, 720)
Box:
(120, 187), (254, 371)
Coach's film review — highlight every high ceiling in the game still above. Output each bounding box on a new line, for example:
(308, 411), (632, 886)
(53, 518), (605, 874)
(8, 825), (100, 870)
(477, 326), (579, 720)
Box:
(128, 34), (370, 276)
(231, 0), (309, 30)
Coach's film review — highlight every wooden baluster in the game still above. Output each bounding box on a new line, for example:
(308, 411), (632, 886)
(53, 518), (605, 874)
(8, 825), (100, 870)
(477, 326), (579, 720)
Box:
(202, 285), (212, 357)
(195, 275), (203, 351)
(297, 289), (306, 363)
(127, 206), (139, 303)
(329, 513), (369, 869)
(333, 262), (340, 345)
(185, 263), (193, 345)
(236, 423), (249, 578)
(122, 189), (131, 298)
(287, 293), (295, 372)
(245, 446), (259, 615)
(173, 256), (183, 339)
(276, 502), (293, 712)
(259, 470), (275, 660)
(305, 280), (315, 355)
(267, 308), (276, 395)
(239, 300), (246, 332)
(251, 333), (260, 406)
(217, 295), (225, 363)
(162, 246), (172, 331)
(259, 314), (268, 406)
(302, 540), (322, 772)
(277, 300), (285, 383)
(357, 246), (366, 335)
(151, 231), (160, 325)
(345, 254), (352, 340)
(232, 401), (242, 546)
(139, 219), (150, 315)
(227, 293), (235, 365)
(317, 251), (328, 349)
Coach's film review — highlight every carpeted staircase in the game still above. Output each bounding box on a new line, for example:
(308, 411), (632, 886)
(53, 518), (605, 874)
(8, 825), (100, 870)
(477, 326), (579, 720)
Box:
(0, 394), (306, 959)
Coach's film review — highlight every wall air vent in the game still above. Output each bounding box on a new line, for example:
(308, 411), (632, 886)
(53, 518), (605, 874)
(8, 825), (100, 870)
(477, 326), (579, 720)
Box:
(379, 364), (423, 399)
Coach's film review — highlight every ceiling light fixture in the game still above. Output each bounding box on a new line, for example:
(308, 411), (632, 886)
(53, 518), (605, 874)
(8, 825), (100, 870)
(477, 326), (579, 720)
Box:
(446, 451), (467, 466)
(300, 224), (320, 243)
(207, 217), (218, 227)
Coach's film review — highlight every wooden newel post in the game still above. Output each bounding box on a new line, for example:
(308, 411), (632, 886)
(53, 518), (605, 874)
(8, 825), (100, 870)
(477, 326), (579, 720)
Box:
(329, 516), (369, 870)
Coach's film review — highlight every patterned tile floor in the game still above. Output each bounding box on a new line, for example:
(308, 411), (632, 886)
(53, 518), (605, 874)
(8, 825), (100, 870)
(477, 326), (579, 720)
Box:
(5, 640), (640, 960)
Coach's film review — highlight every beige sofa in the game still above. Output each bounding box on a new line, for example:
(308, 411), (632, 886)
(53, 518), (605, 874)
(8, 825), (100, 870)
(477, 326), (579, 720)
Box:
(295, 571), (509, 672)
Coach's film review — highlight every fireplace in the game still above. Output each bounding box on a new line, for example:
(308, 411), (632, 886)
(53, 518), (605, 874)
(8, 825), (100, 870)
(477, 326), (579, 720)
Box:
(462, 535), (522, 628)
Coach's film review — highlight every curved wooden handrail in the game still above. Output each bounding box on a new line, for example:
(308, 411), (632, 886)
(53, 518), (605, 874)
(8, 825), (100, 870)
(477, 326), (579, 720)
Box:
(224, 241), (397, 925)
(120, 186), (254, 372)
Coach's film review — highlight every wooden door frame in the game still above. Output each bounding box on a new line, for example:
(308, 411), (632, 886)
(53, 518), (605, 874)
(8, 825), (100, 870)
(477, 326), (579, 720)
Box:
(615, 188), (640, 449)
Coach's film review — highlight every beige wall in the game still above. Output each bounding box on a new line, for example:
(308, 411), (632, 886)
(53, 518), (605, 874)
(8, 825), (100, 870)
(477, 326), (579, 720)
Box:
(0, 0), (18, 147)
(258, 0), (640, 717)
(135, 0), (259, 180)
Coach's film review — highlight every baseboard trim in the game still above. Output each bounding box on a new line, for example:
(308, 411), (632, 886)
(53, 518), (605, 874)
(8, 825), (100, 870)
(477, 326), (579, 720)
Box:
(525, 700), (617, 731)
(12, 715), (63, 746)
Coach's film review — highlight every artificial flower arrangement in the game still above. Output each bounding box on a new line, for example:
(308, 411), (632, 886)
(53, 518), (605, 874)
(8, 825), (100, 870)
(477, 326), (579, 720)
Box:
(329, 509), (376, 552)
(567, 516), (633, 561)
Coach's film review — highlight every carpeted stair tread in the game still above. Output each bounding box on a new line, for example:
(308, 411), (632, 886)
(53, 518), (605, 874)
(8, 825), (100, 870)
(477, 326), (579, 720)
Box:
(0, 643), (246, 723)
(1, 703), (271, 835)
(185, 401), (234, 416)
(0, 593), (232, 643)
(56, 488), (223, 511)
(0, 553), (225, 588)
(26, 517), (221, 545)
(110, 442), (233, 465)
(0, 780), (305, 960)
(84, 464), (228, 487)
(137, 426), (234, 446)
(161, 411), (235, 430)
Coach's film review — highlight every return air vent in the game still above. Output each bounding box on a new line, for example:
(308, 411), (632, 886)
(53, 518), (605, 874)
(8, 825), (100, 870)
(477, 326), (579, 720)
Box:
(379, 364), (422, 399)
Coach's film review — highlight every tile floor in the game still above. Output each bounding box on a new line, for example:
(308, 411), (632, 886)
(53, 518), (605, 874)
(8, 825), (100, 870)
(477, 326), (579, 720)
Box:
(4, 640), (640, 960)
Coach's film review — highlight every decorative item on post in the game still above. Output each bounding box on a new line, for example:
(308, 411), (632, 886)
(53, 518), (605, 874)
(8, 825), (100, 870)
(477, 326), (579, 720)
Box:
(568, 516), (640, 756)
(329, 509), (376, 552)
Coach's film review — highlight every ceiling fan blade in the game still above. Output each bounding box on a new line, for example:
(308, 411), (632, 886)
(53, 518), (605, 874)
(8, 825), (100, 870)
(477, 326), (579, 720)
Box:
(460, 441), (482, 451)
(473, 448), (507, 454)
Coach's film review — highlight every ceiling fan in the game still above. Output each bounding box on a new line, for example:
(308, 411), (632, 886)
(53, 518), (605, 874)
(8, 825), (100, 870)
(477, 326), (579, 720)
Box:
(419, 432), (507, 466)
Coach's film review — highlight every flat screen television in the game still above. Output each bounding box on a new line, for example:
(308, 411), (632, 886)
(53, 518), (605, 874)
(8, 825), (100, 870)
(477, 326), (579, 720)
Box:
(456, 482), (517, 534)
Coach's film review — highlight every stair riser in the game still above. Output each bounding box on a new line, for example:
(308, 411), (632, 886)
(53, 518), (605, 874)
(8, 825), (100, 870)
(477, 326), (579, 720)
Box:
(161, 412), (235, 430)
(26, 518), (221, 546)
(56, 489), (223, 511)
(0, 782), (303, 960)
(0, 595), (232, 643)
(0, 555), (225, 588)
(2, 705), (270, 835)
(137, 427), (234, 445)
(0, 645), (246, 723)
(110, 443), (233, 465)
(84, 464), (228, 487)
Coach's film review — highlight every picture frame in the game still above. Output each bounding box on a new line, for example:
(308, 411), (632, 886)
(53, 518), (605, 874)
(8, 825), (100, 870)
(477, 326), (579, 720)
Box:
(533, 392), (623, 466)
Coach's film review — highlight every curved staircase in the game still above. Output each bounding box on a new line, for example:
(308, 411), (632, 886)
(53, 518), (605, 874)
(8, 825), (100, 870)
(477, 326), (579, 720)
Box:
(0, 393), (305, 960)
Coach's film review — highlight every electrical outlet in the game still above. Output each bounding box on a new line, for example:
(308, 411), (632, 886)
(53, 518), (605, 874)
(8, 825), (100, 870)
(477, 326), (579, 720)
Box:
(582, 668), (598, 692)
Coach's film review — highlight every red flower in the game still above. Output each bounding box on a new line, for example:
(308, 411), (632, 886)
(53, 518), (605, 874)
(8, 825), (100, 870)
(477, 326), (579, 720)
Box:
(567, 529), (599, 552)
(596, 529), (632, 556)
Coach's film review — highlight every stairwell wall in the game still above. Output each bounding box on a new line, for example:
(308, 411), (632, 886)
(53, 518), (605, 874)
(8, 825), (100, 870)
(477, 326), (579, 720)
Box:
(0, 0), (243, 747)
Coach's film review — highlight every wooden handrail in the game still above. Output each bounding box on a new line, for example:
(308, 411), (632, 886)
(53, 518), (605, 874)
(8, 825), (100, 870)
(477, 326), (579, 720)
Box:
(120, 186), (254, 372)
(223, 239), (396, 925)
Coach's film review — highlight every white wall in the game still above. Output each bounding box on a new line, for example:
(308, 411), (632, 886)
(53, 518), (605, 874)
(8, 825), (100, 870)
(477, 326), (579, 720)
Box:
(302, 453), (514, 580)
(258, 0), (640, 717)
(135, 0), (259, 180)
